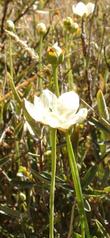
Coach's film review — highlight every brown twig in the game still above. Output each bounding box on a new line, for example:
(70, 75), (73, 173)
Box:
(1, 0), (10, 34)
(67, 201), (76, 238)
(88, 0), (98, 59)
(0, 75), (38, 103)
(14, 0), (37, 23)
(5, 30), (39, 62)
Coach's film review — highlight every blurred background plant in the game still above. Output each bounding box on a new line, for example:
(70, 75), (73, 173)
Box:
(0, 0), (110, 237)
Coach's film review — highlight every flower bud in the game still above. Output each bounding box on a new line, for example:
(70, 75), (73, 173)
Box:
(36, 22), (47, 35)
(71, 22), (80, 34)
(63, 17), (73, 31)
(63, 17), (80, 34)
(47, 42), (64, 65)
(6, 20), (15, 31)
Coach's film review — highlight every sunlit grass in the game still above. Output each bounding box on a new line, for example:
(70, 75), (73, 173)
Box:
(0, 0), (110, 237)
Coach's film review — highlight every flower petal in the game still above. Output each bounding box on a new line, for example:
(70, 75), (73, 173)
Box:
(86, 2), (95, 16)
(34, 95), (44, 110)
(59, 108), (87, 130)
(57, 91), (79, 117)
(53, 42), (62, 57)
(24, 99), (44, 122)
(44, 112), (60, 128)
(72, 2), (86, 17)
(40, 89), (58, 111)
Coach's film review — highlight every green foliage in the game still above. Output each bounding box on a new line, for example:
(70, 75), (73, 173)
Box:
(0, 0), (110, 237)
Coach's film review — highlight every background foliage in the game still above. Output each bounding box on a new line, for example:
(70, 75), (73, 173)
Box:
(0, 0), (110, 237)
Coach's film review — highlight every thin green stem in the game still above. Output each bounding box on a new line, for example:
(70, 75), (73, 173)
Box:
(67, 56), (73, 90)
(65, 33), (73, 90)
(49, 128), (57, 238)
(52, 65), (59, 97)
(9, 36), (22, 105)
(38, 35), (43, 92)
(66, 132), (90, 238)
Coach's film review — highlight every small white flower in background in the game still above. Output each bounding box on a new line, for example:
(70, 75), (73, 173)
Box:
(72, 2), (95, 17)
(6, 20), (15, 31)
(86, 2), (95, 16)
(24, 89), (87, 131)
(36, 22), (47, 35)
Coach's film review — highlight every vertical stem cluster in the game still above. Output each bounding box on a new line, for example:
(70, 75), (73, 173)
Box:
(52, 65), (59, 97)
(66, 132), (90, 238)
(49, 128), (57, 238)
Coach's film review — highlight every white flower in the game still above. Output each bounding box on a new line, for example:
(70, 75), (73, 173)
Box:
(72, 2), (95, 17)
(36, 22), (47, 35)
(52, 42), (62, 57)
(86, 2), (95, 16)
(47, 42), (63, 58)
(47, 42), (64, 65)
(24, 89), (87, 131)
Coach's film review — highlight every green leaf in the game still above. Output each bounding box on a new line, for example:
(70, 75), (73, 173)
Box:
(82, 165), (98, 188)
(15, 121), (23, 138)
(0, 205), (27, 219)
(104, 186), (110, 193)
(94, 219), (109, 237)
(72, 232), (81, 238)
(97, 90), (109, 120)
(89, 117), (110, 134)
(0, 157), (11, 168)
(97, 90), (110, 155)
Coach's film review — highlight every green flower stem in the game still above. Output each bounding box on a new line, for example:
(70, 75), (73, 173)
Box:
(52, 65), (59, 97)
(38, 35), (43, 92)
(9, 36), (22, 105)
(65, 33), (73, 90)
(66, 132), (90, 238)
(67, 56), (73, 90)
(49, 128), (57, 238)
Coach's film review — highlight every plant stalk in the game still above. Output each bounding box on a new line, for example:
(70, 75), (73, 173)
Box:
(66, 132), (90, 238)
(49, 128), (57, 238)
(52, 65), (59, 97)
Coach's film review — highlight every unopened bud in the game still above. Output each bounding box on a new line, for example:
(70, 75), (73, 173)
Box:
(36, 22), (47, 35)
(47, 42), (64, 65)
(63, 17), (73, 31)
(6, 20), (15, 31)
(63, 17), (80, 34)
